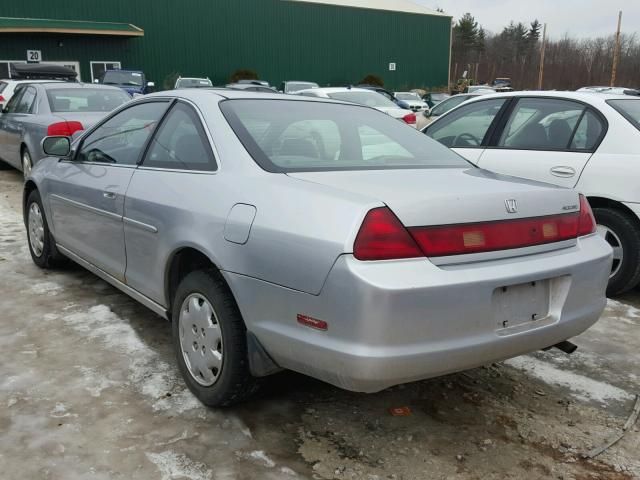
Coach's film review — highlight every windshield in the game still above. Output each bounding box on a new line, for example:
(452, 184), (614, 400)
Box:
(176, 78), (212, 88)
(46, 88), (131, 112)
(396, 93), (421, 101)
(286, 82), (318, 92)
(608, 99), (640, 131)
(327, 91), (398, 109)
(102, 70), (143, 86)
(430, 95), (473, 116)
(220, 99), (469, 172)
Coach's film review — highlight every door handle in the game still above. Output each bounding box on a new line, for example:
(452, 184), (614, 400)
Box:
(103, 191), (116, 199)
(550, 166), (576, 178)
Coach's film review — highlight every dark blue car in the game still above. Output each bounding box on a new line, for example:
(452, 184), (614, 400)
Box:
(99, 69), (154, 96)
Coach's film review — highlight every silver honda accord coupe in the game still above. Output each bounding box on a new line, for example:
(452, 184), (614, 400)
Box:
(23, 89), (612, 406)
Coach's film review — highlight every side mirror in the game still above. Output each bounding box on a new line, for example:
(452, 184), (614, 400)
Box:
(147, 81), (155, 88)
(42, 136), (71, 157)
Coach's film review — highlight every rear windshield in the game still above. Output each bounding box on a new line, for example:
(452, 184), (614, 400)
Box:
(396, 93), (421, 101)
(102, 70), (143, 86)
(220, 99), (470, 172)
(286, 82), (318, 92)
(327, 91), (398, 109)
(607, 99), (640, 131)
(46, 88), (130, 112)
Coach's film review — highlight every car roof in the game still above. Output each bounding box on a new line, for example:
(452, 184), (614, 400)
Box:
(463, 90), (635, 105)
(1, 79), (64, 84)
(39, 82), (129, 91)
(298, 87), (376, 94)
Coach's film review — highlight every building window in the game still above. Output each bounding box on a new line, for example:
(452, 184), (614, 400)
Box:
(0, 61), (27, 79)
(91, 61), (122, 82)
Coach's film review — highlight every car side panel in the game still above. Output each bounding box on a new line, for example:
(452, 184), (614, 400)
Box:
(122, 170), (378, 306)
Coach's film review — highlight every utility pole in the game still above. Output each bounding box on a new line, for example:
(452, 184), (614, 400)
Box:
(611, 11), (622, 87)
(537, 23), (547, 90)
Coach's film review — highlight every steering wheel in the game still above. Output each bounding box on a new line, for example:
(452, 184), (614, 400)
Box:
(453, 132), (480, 147)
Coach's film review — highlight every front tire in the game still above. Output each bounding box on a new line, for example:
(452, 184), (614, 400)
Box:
(593, 207), (640, 296)
(22, 147), (32, 180)
(25, 189), (66, 269)
(172, 269), (259, 407)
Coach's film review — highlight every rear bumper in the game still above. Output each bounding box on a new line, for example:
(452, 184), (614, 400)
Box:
(225, 234), (612, 392)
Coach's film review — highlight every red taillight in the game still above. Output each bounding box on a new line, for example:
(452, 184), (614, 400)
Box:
(577, 194), (596, 236)
(47, 121), (84, 137)
(0, 95), (5, 103)
(353, 207), (422, 261)
(409, 214), (581, 257)
(402, 113), (417, 125)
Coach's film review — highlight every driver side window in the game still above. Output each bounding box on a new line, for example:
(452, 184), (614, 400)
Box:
(426, 98), (506, 148)
(77, 101), (169, 165)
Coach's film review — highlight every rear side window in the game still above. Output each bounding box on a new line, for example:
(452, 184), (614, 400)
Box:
(142, 102), (217, 171)
(498, 98), (584, 150)
(426, 98), (506, 148)
(0, 81), (7, 94)
(570, 110), (604, 150)
(14, 86), (37, 113)
(607, 99), (640, 131)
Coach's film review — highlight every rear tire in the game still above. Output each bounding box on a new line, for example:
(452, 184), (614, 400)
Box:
(172, 269), (260, 407)
(593, 207), (640, 296)
(25, 189), (67, 269)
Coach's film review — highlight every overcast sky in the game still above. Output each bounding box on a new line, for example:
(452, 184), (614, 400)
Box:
(414, 0), (640, 39)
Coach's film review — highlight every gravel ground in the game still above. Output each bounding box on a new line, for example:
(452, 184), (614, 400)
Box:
(0, 167), (638, 479)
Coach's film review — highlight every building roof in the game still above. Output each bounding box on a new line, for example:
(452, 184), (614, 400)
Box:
(284, 0), (449, 16)
(0, 17), (144, 36)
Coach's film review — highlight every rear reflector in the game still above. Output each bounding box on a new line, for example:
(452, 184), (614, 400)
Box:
(402, 113), (417, 125)
(0, 95), (4, 103)
(47, 121), (84, 137)
(354, 197), (596, 260)
(353, 207), (422, 261)
(297, 314), (328, 331)
(409, 213), (580, 257)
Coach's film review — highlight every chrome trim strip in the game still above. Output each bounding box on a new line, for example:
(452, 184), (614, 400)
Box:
(123, 216), (158, 233)
(57, 244), (169, 319)
(50, 194), (122, 221)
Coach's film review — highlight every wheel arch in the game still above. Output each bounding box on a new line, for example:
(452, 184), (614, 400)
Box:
(587, 196), (640, 223)
(164, 246), (233, 318)
(22, 180), (38, 226)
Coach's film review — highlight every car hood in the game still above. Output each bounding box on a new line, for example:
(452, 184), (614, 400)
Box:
(287, 168), (578, 227)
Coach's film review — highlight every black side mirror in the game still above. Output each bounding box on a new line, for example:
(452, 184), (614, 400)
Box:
(42, 136), (71, 157)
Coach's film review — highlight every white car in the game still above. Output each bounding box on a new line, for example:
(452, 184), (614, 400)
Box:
(0, 79), (62, 110)
(297, 87), (417, 127)
(395, 91), (429, 111)
(577, 86), (639, 95)
(423, 90), (640, 295)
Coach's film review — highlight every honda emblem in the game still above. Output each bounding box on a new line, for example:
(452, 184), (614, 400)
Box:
(505, 199), (518, 214)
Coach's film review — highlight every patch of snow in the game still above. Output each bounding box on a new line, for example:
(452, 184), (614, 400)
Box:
(77, 366), (120, 397)
(30, 281), (64, 296)
(7, 398), (17, 407)
(62, 304), (201, 412)
(146, 450), (213, 480)
(247, 450), (276, 468)
(506, 355), (633, 404)
(280, 466), (298, 476)
(154, 430), (193, 447)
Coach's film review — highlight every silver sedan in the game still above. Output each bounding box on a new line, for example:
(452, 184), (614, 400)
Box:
(23, 89), (612, 406)
(0, 82), (131, 177)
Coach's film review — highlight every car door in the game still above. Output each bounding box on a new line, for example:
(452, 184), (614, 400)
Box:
(48, 100), (171, 281)
(477, 97), (605, 188)
(0, 85), (36, 168)
(123, 100), (218, 304)
(423, 97), (508, 163)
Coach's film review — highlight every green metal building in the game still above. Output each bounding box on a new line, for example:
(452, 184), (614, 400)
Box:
(0, 0), (451, 90)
